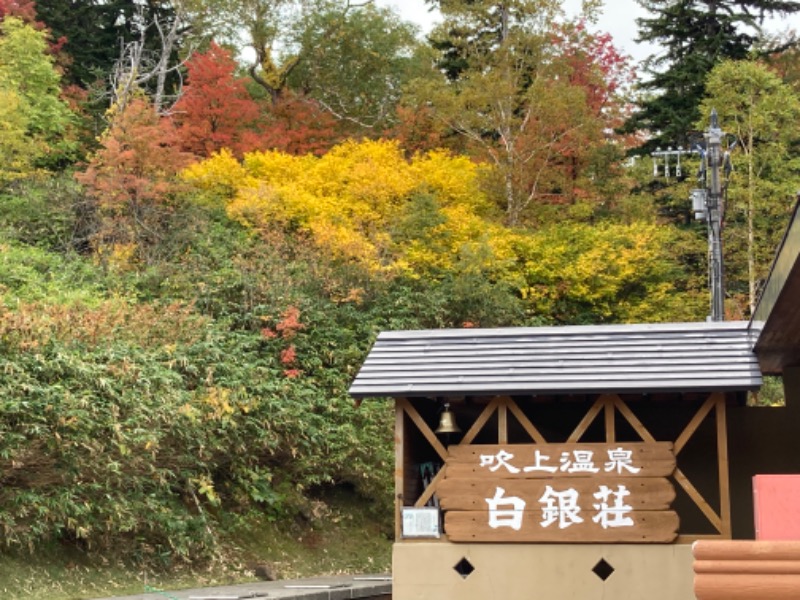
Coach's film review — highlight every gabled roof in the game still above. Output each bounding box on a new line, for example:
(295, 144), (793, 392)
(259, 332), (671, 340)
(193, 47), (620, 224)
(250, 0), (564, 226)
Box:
(349, 321), (762, 399)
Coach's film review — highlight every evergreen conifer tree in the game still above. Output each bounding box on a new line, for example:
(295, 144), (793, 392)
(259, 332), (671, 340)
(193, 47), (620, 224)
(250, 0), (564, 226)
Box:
(627, 0), (800, 149)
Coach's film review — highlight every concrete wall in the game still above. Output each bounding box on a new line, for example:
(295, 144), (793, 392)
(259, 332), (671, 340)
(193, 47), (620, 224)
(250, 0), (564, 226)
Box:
(393, 542), (694, 600)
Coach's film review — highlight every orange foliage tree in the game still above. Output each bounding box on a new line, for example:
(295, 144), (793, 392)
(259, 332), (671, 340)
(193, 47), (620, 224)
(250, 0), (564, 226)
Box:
(76, 96), (194, 265)
(412, 3), (633, 226)
(172, 44), (340, 158)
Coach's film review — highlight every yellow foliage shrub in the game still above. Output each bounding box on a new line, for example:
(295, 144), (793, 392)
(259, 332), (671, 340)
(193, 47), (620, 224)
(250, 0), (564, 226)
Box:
(183, 139), (696, 323)
(243, 150), (316, 182)
(410, 150), (491, 211)
(181, 148), (246, 200)
(191, 138), (507, 276)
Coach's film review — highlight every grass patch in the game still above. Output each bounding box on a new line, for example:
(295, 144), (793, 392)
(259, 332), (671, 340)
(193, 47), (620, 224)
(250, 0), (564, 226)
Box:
(0, 487), (392, 599)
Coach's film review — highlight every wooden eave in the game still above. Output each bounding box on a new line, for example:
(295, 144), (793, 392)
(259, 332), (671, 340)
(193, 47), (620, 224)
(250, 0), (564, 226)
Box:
(752, 201), (800, 374)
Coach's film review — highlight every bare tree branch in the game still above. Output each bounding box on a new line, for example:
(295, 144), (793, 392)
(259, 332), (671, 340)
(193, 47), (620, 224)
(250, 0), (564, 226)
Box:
(110, 2), (194, 114)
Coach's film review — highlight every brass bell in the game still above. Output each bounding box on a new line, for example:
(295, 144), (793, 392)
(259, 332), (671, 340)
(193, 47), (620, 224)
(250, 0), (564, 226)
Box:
(435, 403), (461, 435)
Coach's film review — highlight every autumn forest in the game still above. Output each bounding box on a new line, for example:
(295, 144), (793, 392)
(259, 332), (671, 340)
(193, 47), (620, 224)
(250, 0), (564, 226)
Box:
(2, 0), (800, 593)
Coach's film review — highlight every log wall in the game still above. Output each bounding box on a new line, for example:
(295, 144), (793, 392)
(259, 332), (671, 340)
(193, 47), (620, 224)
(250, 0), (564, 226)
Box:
(694, 540), (800, 600)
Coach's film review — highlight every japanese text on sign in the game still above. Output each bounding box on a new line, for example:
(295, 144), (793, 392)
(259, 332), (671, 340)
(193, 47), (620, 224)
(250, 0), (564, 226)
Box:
(480, 447), (642, 531)
(479, 447), (642, 476)
(486, 484), (635, 531)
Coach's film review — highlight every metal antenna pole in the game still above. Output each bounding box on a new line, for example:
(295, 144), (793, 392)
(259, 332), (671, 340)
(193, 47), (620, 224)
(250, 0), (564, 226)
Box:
(705, 109), (725, 321)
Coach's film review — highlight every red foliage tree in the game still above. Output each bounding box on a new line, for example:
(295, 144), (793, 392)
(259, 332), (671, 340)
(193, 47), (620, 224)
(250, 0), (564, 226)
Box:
(0, 0), (66, 56)
(387, 104), (447, 156)
(554, 22), (634, 122)
(172, 43), (263, 158)
(0, 0), (37, 24)
(258, 90), (340, 156)
(511, 23), (634, 206)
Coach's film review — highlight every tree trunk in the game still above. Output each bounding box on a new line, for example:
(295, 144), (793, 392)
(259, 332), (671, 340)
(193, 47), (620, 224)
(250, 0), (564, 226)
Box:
(506, 169), (517, 227)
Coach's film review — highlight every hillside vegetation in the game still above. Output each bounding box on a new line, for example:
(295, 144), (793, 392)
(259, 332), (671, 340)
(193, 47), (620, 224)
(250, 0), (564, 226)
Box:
(2, 0), (800, 596)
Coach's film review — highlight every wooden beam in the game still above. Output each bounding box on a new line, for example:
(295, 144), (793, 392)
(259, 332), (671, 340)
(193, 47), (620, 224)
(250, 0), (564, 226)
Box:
(716, 393), (732, 538)
(674, 467), (723, 532)
(694, 540), (800, 561)
(605, 395), (616, 443)
(693, 541), (800, 600)
(397, 397), (448, 461)
(505, 398), (547, 444)
(613, 396), (658, 443)
(394, 401), (404, 541)
(414, 466), (446, 508)
(567, 397), (605, 443)
(460, 397), (501, 446)
(674, 395), (717, 455)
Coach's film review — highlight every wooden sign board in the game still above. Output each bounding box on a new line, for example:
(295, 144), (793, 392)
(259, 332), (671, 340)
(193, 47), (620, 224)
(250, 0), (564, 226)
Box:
(445, 509), (679, 543)
(438, 477), (676, 511)
(439, 442), (678, 543)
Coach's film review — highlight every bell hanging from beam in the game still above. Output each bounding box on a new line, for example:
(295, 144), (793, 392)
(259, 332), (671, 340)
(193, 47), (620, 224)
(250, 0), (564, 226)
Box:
(435, 403), (461, 435)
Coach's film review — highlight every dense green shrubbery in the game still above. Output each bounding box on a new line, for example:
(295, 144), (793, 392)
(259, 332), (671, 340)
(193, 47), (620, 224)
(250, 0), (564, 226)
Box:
(0, 316), (392, 562)
(0, 191), (398, 565)
(0, 335), (393, 563)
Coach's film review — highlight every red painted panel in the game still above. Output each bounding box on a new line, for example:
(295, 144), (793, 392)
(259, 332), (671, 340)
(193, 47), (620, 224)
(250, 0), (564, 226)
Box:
(753, 475), (800, 540)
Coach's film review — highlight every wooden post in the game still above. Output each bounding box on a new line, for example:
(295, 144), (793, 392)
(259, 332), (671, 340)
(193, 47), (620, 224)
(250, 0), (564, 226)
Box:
(397, 397), (447, 461)
(604, 395), (616, 443)
(394, 400), (405, 541)
(716, 394), (732, 538)
(498, 399), (508, 444)
(670, 393), (730, 539)
(674, 467), (722, 532)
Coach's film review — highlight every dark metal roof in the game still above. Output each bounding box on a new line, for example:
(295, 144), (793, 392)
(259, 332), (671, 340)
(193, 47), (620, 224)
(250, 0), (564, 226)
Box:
(752, 201), (800, 374)
(349, 321), (762, 398)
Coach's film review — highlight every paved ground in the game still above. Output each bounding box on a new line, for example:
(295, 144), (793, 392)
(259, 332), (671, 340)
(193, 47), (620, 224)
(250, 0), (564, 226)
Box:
(93, 575), (392, 600)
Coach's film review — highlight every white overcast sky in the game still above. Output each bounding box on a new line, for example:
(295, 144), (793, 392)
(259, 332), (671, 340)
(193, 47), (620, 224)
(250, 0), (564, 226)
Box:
(374, 0), (800, 65)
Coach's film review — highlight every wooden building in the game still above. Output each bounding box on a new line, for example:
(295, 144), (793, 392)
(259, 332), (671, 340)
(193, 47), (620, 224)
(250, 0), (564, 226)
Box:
(691, 204), (800, 600)
(350, 281), (800, 599)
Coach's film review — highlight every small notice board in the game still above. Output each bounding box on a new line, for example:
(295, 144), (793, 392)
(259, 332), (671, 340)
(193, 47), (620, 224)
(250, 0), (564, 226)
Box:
(402, 507), (441, 539)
